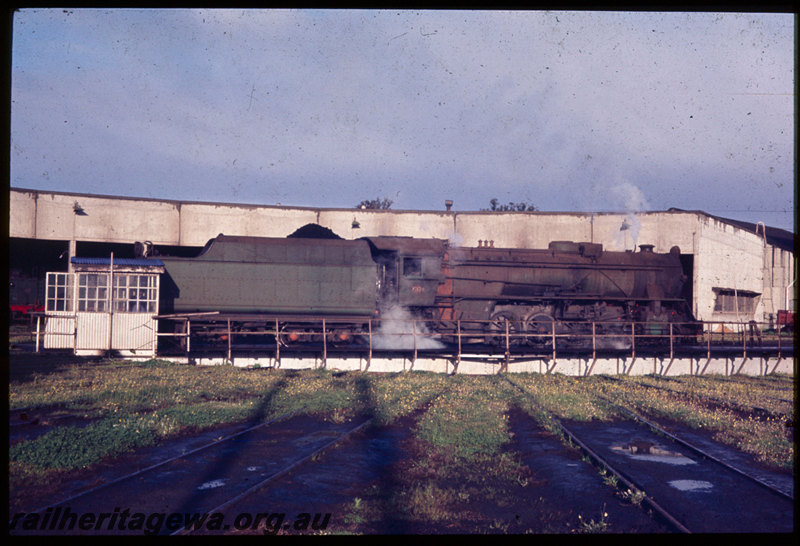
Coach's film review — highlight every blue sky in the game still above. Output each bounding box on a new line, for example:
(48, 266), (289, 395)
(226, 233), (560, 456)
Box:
(10, 9), (795, 231)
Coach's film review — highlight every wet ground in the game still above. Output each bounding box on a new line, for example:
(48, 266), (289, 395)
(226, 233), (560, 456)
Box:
(10, 410), (674, 535)
(640, 415), (794, 499)
(561, 418), (794, 533)
(207, 408), (672, 535)
(9, 407), (794, 535)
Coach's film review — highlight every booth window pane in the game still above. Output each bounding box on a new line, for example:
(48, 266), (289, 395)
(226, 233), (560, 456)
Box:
(113, 274), (157, 313)
(46, 273), (72, 312)
(78, 274), (108, 313)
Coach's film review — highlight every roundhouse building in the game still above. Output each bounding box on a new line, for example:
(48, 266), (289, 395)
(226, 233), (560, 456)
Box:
(8, 187), (796, 331)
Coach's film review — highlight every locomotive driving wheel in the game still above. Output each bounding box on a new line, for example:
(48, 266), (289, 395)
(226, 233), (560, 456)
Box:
(486, 311), (523, 346)
(524, 313), (556, 349)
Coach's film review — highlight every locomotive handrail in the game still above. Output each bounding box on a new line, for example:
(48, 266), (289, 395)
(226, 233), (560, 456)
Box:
(441, 292), (690, 302)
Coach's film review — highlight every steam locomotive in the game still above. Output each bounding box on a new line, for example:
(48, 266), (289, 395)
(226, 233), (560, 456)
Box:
(147, 224), (697, 350)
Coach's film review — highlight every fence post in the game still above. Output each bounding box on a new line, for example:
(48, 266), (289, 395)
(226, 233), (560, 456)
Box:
(504, 319), (510, 360)
(322, 318), (327, 367)
(413, 319), (417, 363)
(227, 318), (231, 362)
(35, 315), (41, 353)
(742, 321), (747, 360)
(368, 319), (372, 368)
(107, 253), (114, 355)
(457, 320), (462, 367)
(274, 318), (280, 363)
(669, 322), (674, 360)
(584, 321), (597, 377)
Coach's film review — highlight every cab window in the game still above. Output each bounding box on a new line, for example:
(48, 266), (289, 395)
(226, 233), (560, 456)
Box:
(403, 257), (423, 278)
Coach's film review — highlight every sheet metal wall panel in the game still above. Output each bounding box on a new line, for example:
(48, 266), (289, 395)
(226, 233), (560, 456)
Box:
(43, 313), (75, 349)
(111, 313), (157, 354)
(76, 313), (110, 351)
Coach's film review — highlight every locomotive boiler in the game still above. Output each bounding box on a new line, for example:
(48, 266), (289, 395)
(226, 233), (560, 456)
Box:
(433, 240), (695, 347)
(146, 226), (697, 349)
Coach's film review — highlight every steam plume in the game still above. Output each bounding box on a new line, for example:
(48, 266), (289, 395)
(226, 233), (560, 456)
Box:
(372, 305), (444, 350)
(610, 181), (650, 251)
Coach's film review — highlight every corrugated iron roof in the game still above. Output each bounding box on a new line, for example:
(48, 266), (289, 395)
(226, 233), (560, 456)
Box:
(71, 257), (165, 267)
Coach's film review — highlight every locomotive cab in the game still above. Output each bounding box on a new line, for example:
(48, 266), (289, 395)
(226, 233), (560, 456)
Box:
(363, 237), (446, 312)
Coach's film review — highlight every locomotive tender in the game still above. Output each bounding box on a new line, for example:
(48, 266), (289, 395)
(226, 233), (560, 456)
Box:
(147, 225), (696, 349)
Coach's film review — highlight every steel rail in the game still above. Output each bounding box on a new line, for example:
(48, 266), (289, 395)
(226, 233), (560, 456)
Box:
(173, 380), (451, 535)
(502, 375), (692, 534)
(11, 412), (297, 521)
(172, 418), (373, 535)
(603, 400), (794, 501)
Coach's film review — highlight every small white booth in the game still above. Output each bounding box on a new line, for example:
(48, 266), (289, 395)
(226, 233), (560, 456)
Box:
(42, 256), (165, 356)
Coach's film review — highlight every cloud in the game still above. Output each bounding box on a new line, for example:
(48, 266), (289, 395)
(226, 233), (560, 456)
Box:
(10, 9), (795, 229)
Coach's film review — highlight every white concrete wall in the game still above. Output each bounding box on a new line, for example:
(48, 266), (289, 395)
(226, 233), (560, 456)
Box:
(452, 211), (592, 249)
(762, 246), (796, 319)
(177, 202), (319, 246)
(179, 354), (794, 376)
(450, 211), (699, 254)
(321, 209), (457, 241)
(10, 189), (183, 245)
(8, 189), (37, 239)
(8, 188), (457, 245)
(693, 215), (770, 323)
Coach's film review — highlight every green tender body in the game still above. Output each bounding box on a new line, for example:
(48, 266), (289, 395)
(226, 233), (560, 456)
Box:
(159, 235), (378, 316)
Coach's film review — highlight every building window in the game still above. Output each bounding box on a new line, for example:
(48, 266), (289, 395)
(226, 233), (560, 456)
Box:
(45, 271), (159, 314)
(712, 288), (760, 314)
(113, 274), (158, 313)
(45, 272), (72, 312)
(78, 273), (108, 312)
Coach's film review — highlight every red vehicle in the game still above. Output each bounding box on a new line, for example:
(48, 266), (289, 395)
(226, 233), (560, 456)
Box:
(777, 310), (794, 332)
(9, 271), (45, 321)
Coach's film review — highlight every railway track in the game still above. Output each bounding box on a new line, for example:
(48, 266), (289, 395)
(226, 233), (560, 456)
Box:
(9, 379), (454, 536)
(169, 416), (372, 536)
(503, 375), (794, 533)
(9, 365), (793, 535)
(8, 413), (372, 535)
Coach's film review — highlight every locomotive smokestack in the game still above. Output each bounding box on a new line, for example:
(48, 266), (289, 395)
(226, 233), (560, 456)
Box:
(445, 200), (453, 211)
(639, 244), (654, 253)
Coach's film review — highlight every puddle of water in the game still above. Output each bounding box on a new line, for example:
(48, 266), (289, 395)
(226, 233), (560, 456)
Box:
(611, 441), (696, 466)
(197, 479), (226, 490)
(668, 479), (713, 492)
(626, 454), (697, 465)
